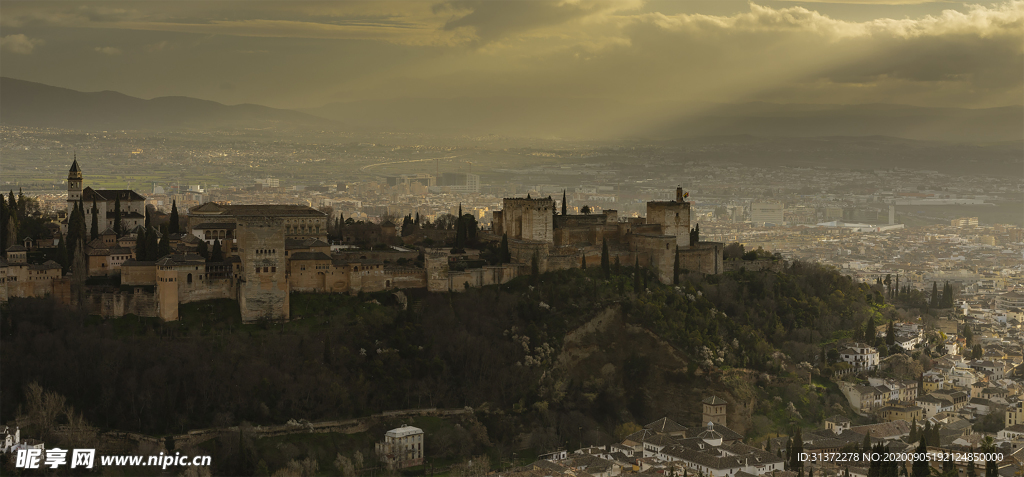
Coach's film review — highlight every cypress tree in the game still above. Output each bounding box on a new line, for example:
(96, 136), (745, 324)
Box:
(614, 256), (620, 275)
(601, 238), (610, 278)
(909, 417), (918, 443)
(865, 314), (877, 344)
(886, 321), (896, 346)
(912, 439), (929, 477)
(66, 204), (79, 264)
(633, 257), (641, 293)
(55, 235), (69, 275)
(967, 456), (976, 477)
(16, 188), (25, 219)
(454, 214), (466, 249)
(942, 458), (955, 477)
(196, 239), (209, 260)
(71, 235), (86, 289)
(158, 230), (171, 258)
(0, 198), (7, 252)
(863, 431), (872, 453)
(789, 428), (803, 471)
(169, 200), (179, 235)
(465, 214), (477, 242)
(931, 282), (939, 308)
(90, 198), (99, 241)
(499, 233), (510, 263)
(581, 255), (586, 270)
(922, 421), (931, 446)
(76, 199), (86, 245)
(562, 189), (567, 216)
(135, 228), (147, 260)
(112, 194), (122, 237)
(6, 207), (16, 245)
(145, 227), (159, 261)
(144, 206), (151, 230)
(985, 457), (997, 477)
(211, 239), (223, 262)
(867, 443), (879, 477)
(673, 247), (680, 285)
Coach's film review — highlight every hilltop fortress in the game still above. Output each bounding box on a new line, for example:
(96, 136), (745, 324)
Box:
(0, 161), (722, 322)
(492, 188), (723, 283)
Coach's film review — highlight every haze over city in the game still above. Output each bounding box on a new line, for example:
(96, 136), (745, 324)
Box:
(2, 1), (1024, 476)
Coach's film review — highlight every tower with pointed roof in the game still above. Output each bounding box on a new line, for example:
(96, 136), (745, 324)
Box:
(702, 395), (727, 427)
(64, 158), (148, 236)
(68, 155), (83, 205)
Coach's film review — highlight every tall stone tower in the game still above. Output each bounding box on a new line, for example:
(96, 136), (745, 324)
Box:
(646, 187), (691, 248)
(236, 215), (289, 322)
(67, 157), (83, 208)
(500, 196), (554, 243)
(702, 395), (727, 427)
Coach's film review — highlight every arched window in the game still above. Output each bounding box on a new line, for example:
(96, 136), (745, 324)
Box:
(187, 273), (193, 284)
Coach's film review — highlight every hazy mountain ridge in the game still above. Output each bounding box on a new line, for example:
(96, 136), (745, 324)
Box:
(3, 77), (1020, 143)
(308, 96), (1023, 142)
(0, 77), (335, 132)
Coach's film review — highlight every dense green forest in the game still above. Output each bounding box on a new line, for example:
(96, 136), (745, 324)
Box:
(1, 261), (888, 473)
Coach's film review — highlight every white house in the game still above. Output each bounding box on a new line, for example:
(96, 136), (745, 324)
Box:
(840, 343), (879, 370)
(375, 425), (424, 469)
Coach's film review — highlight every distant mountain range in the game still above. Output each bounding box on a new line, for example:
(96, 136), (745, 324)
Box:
(0, 77), (334, 131)
(306, 97), (1023, 143)
(2, 77), (1021, 143)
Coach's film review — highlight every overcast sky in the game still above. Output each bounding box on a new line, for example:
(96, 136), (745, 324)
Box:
(1, 0), (1021, 110)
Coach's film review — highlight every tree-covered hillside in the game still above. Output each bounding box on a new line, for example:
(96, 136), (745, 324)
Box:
(1, 261), (881, 455)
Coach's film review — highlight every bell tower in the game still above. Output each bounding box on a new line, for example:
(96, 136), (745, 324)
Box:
(68, 155), (83, 204)
(702, 395), (727, 427)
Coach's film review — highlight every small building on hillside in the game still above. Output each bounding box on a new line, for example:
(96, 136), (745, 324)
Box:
(376, 425), (424, 469)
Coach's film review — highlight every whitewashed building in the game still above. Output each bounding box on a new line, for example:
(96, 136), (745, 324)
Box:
(375, 425), (424, 469)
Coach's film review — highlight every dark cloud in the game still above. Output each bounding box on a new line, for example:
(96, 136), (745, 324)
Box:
(0, 1), (1018, 112)
(439, 0), (623, 43)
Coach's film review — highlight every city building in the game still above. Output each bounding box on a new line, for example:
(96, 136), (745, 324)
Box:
(750, 202), (784, 225)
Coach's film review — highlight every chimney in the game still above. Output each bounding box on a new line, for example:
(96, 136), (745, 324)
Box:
(676, 187), (684, 202)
